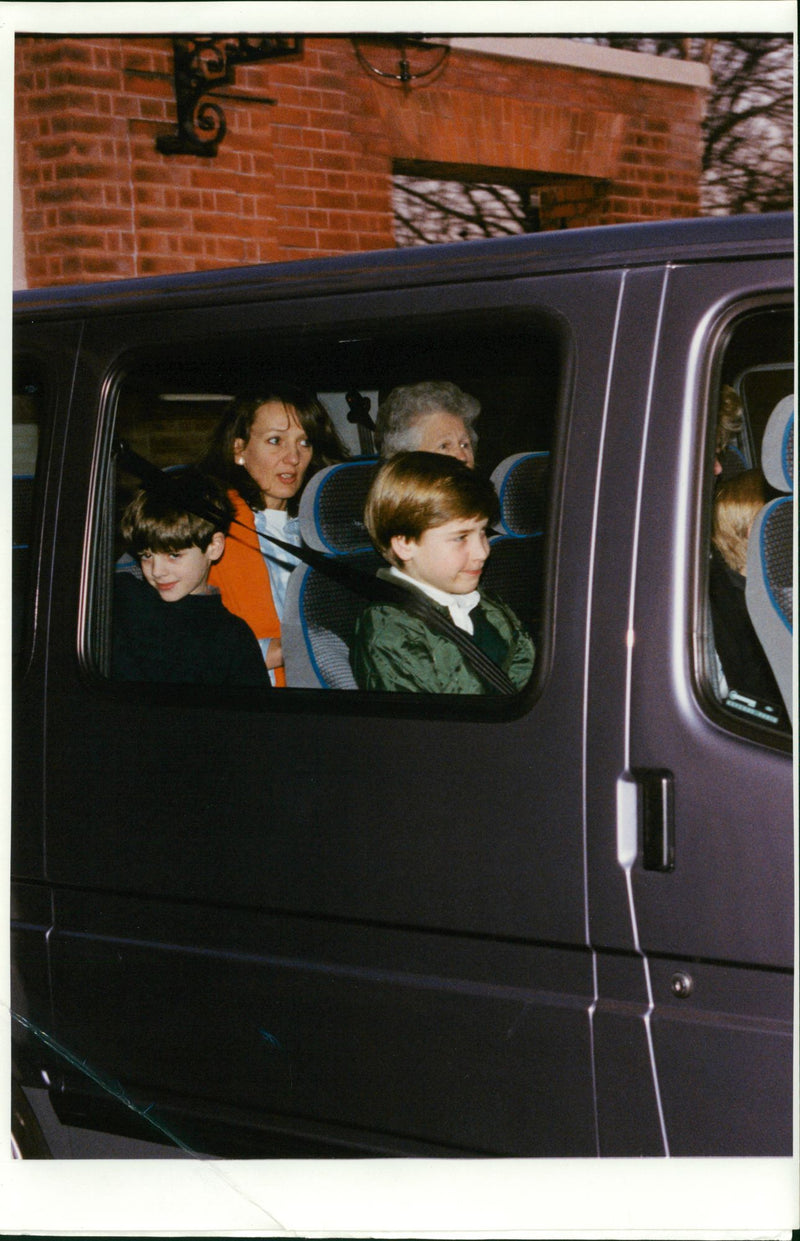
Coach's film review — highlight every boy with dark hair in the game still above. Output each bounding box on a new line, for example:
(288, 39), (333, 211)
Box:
(350, 451), (535, 693)
(113, 469), (269, 686)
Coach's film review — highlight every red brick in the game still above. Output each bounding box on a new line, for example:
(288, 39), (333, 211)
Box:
(315, 229), (355, 249)
(36, 183), (103, 204)
(39, 229), (107, 252)
(23, 40), (94, 67)
(179, 234), (205, 255)
(57, 206), (131, 228)
(275, 145), (314, 169)
(278, 227), (317, 248)
(312, 151), (355, 172)
(16, 33), (708, 286)
(140, 256), (188, 275)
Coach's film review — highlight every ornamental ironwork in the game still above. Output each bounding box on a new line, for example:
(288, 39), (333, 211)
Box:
(351, 36), (449, 86)
(157, 35), (303, 157)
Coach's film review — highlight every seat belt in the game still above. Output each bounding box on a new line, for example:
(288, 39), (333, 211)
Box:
(114, 442), (517, 695)
(260, 528), (517, 695)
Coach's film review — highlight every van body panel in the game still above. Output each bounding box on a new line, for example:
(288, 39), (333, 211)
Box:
(585, 260), (794, 968)
(12, 323), (85, 882)
(625, 259), (793, 967)
(581, 256), (795, 1156)
(12, 215), (794, 1157)
(649, 956), (793, 1156)
(19, 270), (627, 1155)
(47, 890), (597, 1155)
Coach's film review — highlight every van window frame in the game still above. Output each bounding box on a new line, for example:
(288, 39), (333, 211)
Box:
(692, 292), (793, 753)
(79, 304), (570, 722)
(12, 349), (55, 670)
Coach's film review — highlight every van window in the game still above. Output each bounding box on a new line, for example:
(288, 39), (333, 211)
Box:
(702, 304), (793, 738)
(12, 359), (46, 659)
(89, 313), (562, 699)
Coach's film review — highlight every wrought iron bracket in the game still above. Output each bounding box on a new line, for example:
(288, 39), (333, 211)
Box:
(352, 36), (449, 87)
(157, 35), (303, 157)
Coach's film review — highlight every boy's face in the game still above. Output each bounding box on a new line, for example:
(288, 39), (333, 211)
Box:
(140, 533), (224, 602)
(391, 516), (490, 595)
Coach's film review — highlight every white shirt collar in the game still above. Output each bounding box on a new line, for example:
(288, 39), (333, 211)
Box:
(380, 566), (481, 634)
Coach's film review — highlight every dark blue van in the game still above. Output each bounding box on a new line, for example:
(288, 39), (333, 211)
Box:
(11, 213), (794, 1158)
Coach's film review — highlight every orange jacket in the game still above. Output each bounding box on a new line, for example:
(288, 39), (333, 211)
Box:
(208, 491), (286, 687)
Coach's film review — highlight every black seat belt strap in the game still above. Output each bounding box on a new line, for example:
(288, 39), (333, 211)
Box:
(254, 529), (517, 695)
(113, 441), (517, 694)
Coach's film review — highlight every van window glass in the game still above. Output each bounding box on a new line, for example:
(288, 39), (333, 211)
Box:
(12, 359), (46, 658)
(703, 305), (793, 738)
(90, 314), (561, 699)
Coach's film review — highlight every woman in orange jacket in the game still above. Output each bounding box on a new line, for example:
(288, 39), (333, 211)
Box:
(202, 385), (345, 685)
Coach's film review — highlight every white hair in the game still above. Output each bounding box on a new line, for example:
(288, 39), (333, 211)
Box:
(375, 381), (480, 458)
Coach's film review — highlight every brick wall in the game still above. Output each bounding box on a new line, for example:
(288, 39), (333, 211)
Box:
(14, 35), (706, 287)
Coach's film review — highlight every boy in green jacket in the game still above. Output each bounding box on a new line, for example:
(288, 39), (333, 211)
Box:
(350, 451), (535, 694)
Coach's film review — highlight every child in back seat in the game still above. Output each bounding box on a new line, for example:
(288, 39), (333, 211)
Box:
(349, 451), (535, 693)
(113, 469), (269, 687)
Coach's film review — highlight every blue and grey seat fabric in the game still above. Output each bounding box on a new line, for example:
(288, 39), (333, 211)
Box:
(481, 451), (549, 638)
(283, 459), (380, 689)
(745, 394), (794, 718)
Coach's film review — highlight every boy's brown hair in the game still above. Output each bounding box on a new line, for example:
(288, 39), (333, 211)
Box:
(364, 451), (499, 563)
(120, 468), (234, 555)
(712, 467), (767, 575)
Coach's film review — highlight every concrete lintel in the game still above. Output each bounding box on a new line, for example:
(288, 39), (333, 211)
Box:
(448, 37), (712, 89)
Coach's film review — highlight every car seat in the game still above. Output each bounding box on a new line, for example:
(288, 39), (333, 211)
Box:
(481, 451), (549, 638)
(283, 459), (380, 688)
(745, 394), (794, 718)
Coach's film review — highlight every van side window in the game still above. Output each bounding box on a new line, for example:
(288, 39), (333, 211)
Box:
(704, 306), (793, 737)
(92, 315), (560, 700)
(12, 360), (46, 659)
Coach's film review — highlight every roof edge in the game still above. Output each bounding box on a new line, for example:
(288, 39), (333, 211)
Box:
(13, 215), (794, 318)
(448, 37), (712, 88)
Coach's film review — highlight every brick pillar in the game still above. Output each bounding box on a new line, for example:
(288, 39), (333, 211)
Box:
(15, 37), (137, 284)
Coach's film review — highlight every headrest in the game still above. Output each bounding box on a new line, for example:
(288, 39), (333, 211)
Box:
(489, 451), (550, 537)
(298, 459), (378, 555)
(760, 394), (794, 493)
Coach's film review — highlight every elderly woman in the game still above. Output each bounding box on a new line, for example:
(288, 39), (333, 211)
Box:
(374, 381), (480, 467)
(201, 383), (345, 684)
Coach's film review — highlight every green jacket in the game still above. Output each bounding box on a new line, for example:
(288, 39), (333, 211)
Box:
(350, 586), (535, 694)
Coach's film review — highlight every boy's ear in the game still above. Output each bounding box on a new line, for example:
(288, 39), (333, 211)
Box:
(207, 531), (226, 562)
(390, 534), (416, 564)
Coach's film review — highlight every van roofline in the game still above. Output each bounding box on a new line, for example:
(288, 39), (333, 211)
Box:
(13, 213), (794, 320)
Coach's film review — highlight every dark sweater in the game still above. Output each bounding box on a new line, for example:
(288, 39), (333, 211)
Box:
(112, 572), (269, 687)
(708, 546), (786, 726)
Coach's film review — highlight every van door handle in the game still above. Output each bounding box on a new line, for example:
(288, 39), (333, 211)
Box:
(630, 768), (675, 872)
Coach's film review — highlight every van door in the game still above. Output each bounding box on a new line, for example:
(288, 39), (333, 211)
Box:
(586, 258), (793, 1155)
(12, 326), (85, 1095)
(22, 271), (626, 1157)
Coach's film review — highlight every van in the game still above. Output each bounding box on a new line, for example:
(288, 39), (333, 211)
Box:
(11, 212), (794, 1158)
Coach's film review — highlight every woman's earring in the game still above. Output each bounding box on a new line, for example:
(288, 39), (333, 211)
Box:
(237, 457), (245, 465)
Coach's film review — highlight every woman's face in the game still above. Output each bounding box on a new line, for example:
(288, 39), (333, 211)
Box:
(234, 401), (314, 510)
(415, 410), (475, 468)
